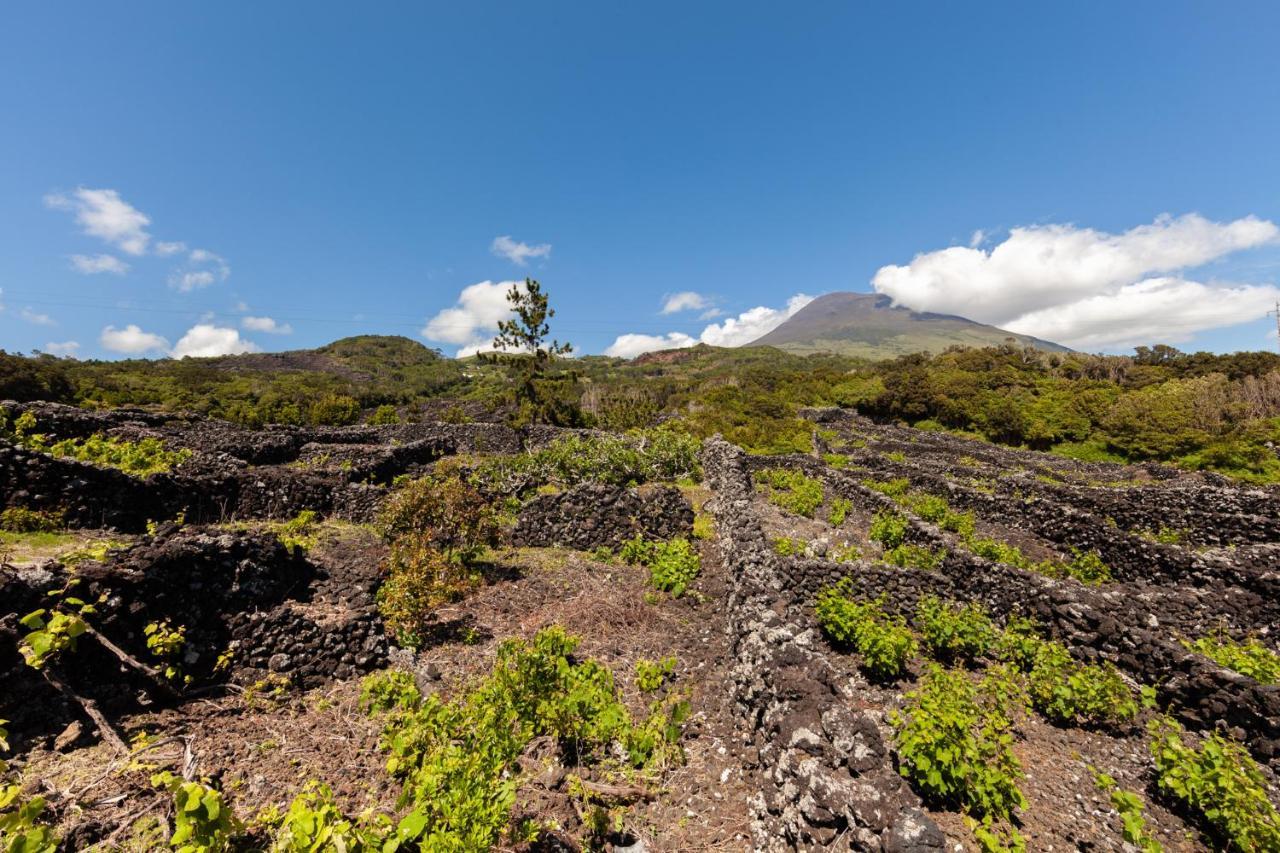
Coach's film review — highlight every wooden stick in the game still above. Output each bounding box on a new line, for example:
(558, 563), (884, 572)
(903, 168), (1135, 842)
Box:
(83, 625), (180, 700)
(42, 668), (128, 755)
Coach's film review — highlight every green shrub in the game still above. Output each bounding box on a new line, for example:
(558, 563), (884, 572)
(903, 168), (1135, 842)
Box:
(827, 497), (852, 526)
(23, 431), (191, 476)
(993, 616), (1044, 671)
(863, 477), (910, 498)
(469, 429), (701, 495)
(363, 626), (687, 849)
(275, 509), (320, 554)
(891, 665), (1027, 823)
(270, 781), (390, 851)
(1045, 549), (1112, 585)
(308, 393), (361, 426)
(377, 542), (479, 649)
(754, 468), (825, 518)
(377, 474), (498, 564)
(152, 771), (242, 852)
(618, 534), (656, 566)
(647, 538), (701, 597)
(1025, 642), (1136, 727)
(869, 510), (909, 549)
(815, 583), (916, 681)
(1185, 628), (1280, 684)
(635, 657), (677, 693)
(772, 536), (804, 557)
(967, 536), (1029, 567)
(368, 404), (401, 425)
(0, 506), (63, 533)
(1149, 717), (1280, 850)
(915, 596), (995, 664)
(1, 720), (58, 853)
(1091, 769), (1163, 853)
(882, 544), (945, 571)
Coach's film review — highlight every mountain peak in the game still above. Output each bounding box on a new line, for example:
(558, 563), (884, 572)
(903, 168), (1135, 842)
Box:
(749, 291), (1068, 358)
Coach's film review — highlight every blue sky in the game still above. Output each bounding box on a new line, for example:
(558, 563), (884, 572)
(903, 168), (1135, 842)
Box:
(3, 2), (1280, 360)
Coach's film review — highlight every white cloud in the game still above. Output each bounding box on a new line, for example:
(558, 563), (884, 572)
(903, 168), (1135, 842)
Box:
(154, 241), (187, 256)
(169, 248), (231, 291)
(242, 315), (293, 334)
(44, 341), (80, 357)
(422, 279), (526, 355)
(70, 253), (129, 275)
(101, 324), (170, 354)
(45, 188), (152, 255)
(604, 293), (814, 358)
(171, 324), (260, 358)
(660, 291), (713, 315)
(872, 213), (1280, 349)
(698, 294), (814, 347)
(1005, 277), (1280, 350)
(604, 332), (698, 359)
(20, 308), (54, 326)
(491, 235), (551, 266)
(969, 230), (986, 248)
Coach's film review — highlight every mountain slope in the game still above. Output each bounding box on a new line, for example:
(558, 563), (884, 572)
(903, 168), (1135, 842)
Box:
(749, 292), (1069, 358)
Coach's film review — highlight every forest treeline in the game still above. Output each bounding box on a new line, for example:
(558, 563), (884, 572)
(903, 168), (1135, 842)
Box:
(3, 337), (1279, 483)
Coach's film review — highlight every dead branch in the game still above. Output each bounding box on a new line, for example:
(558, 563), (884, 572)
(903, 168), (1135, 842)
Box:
(42, 668), (128, 755)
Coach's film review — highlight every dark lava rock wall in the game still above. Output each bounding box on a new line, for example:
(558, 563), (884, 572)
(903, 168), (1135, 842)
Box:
(702, 438), (945, 852)
(511, 483), (694, 550)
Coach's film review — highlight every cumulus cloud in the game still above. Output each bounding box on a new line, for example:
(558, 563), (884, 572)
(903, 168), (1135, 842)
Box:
(154, 241), (187, 256)
(20, 308), (54, 326)
(660, 291), (712, 315)
(44, 341), (80, 357)
(101, 324), (170, 354)
(699, 294), (814, 347)
(871, 213), (1280, 349)
(70, 253), (129, 275)
(603, 332), (698, 359)
(1005, 277), (1280, 350)
(46, 188), (153, 255)
(604, 294), (814, 359)
(491, 235), (551, 266)
(169, 248), (231, 292)
(241, 315), (293, 334)
(171, 324), (261, 358)
(421, 280), (527, 355)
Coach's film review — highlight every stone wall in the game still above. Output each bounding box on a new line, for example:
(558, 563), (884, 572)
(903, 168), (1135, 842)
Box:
(511, 483), (693, 550)
(702, 438), (945, 852)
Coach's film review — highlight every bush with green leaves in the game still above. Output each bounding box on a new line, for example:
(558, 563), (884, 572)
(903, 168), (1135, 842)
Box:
(754, 468), (825, 518)
(1, 720), (58, 853)
(647, 538), (701, 597)
(152, 771), (242, 853)
(815, 582), (917, 681)
(863, 477), (911, 498)
(635, 657), (677, 693)
(915, 596), (995, 664)
(1185, 627), (1280, 684)
(469, 429), (701, 496)
(0, 506), (63, 533)
(1149, 716), (1280, 850)
(275, 509), (320, 554)
(827, 497), (852, 526)
(1091, 768), (1163, 852)
(21, 431), (192, 476)
(269, 781), (390, 852)
(17, 582), (99, 669)
(145, 619), (189, 683)
(618, 534), (656, 566)
(377, 473), (498, 564)
(362, 626), (687, 850)
(882, 544), (946, 571)
(1023, 640), (1136, 727)
(891, 665), (1027, 828)
(377, 541), (479, 649)
(868, 510), (909, 550)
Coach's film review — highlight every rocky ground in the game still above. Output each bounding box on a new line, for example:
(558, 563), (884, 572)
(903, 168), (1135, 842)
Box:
(2, 401), (1279, 851)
